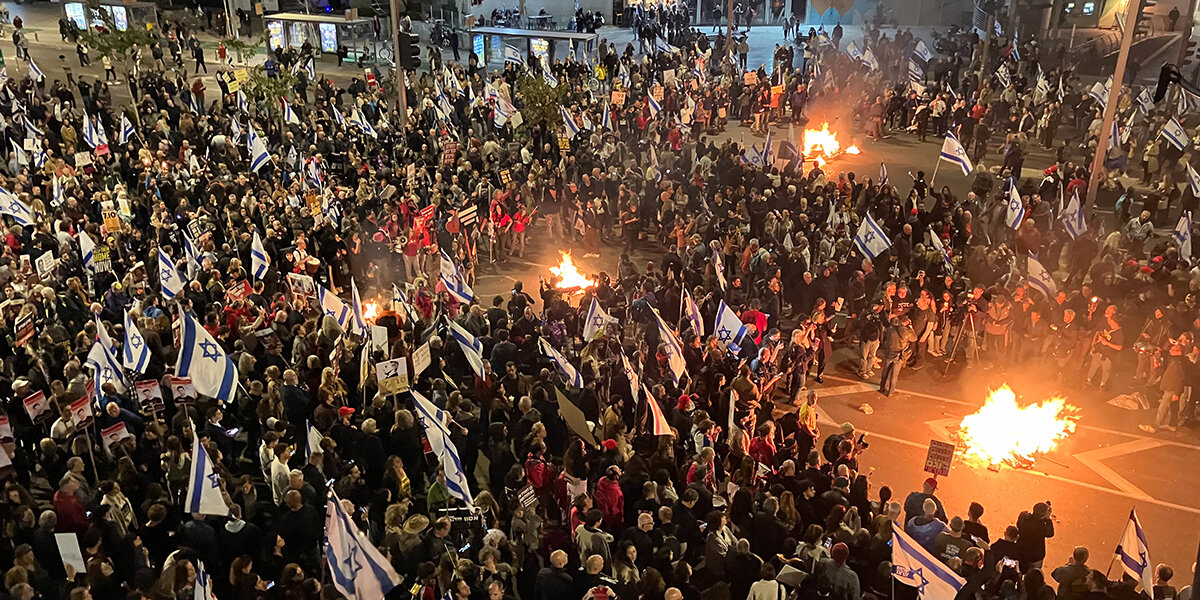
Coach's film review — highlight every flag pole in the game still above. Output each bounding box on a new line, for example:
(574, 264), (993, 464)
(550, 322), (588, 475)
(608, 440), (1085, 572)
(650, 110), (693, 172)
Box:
(930, 157), (941, 190)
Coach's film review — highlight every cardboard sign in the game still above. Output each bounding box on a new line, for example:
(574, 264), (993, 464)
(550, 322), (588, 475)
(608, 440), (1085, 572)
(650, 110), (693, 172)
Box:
(102, 209), (121, 233)
(56, 533), (87, 574)
(287, 272), (316, 298)
(611, 90), (626, 106)
(75, 152), (93, 167)
(134, 379), (165, 412)
(234, 69), (249, 83)
(517, 485), (538, 510)
(406, 163), (416, 185)
(441, 141), (459, 167)
(67, 397), (94, 427)
(743, 71), (759, 85)
(370, 325), (388, 353)
(651, 85), (664, 102)
(663, 69), (676, 87)
(92, 245), (113, 273)
(35, 250), (56, 280)
(169, 377), (196, 404)
(187, 219), (206, 240)
(225, 279), (251, 302)
(13, 311), (34, 346)
(100, 422), (133, 454)
(376, 358), (410, 394)
(365, 70), (377, 88)
(226, 77), (240, 94)
(0, 416), (13, 443)
(412, 341), (431, 376)
(22, 391), (51, 422)
(557, 133), (571, 151)
(499, 169), (512, 185)
(924, 439), (956, 477)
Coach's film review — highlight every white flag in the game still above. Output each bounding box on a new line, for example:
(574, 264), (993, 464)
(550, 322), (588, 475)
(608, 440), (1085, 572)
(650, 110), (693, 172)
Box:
(175, 313), (239, 403)
(250, 231), (269, 279)
(1027, 256), (1057, 299)
(892, 523), (965, 600)
(123, 310), (151, 374)
(183, 425), (230, 516)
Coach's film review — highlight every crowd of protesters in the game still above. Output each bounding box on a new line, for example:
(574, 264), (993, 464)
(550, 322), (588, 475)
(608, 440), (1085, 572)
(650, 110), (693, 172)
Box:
(0, 3), (1196, 600)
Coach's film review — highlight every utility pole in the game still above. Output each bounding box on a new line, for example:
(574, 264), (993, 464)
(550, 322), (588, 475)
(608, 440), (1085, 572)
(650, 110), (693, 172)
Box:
(724, 0), (735, 63)
(390, 0), (408, 118)
(1086, 0), (1142, 209)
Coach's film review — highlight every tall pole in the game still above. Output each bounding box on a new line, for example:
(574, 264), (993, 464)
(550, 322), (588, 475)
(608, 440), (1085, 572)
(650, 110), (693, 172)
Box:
(390, 0), (408, 118)
(724, 0), (735, 62)
(1086, 0), (1142, 209)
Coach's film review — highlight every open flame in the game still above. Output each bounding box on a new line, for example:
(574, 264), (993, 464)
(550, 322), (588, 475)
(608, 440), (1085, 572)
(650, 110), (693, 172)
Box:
(549, 251), (596, 291)
(362, 301), (380, 322)
(803, 123), (859, 166)
(957, 385), (1080, 465)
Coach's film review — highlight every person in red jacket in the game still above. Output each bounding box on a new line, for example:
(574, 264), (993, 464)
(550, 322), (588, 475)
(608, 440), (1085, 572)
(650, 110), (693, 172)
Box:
(52, 477), (88, 534)
(593, 465), (624, 533)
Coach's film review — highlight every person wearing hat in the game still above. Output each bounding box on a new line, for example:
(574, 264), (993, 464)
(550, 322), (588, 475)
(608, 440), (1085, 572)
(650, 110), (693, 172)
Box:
(903, 477), (947, 524)
(814, 542), (860, 600)
(821, 422), (856, 463)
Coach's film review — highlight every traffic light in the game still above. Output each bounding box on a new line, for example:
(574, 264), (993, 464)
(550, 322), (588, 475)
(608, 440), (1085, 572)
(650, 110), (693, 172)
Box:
(1134, 0), (1157, 38)
(397, 32), (420, 70)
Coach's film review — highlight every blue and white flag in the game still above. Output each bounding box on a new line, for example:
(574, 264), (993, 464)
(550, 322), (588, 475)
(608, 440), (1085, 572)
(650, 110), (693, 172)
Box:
(1175, 212), (1193, 261)
(542, 65), (559, 88)
(325, 492), (403, 600)
(1115, 509), (1153, 593)
(1036, 72), (1051, 98)
(651, 308), (687, 383)
(846, 41), (864, 61)
(87, 336), (128, 394)
(1135, 88), (1155, 114)
(540, 338), (583, 388)
(1108, 119), (1121, 150)
(51, 175), (64, 208)
(504, 45), (525, 66)
(182, 233), (201, 278)
(714, 300), (747, 352)
(1006, 186), (1026, 229)
(682, 288), (704, 336)
(235, 90), (249, 114)
(79, 231), (96, 273)
(913, 39), (932, 62)
(21, 114), (41, 140)
(184, 428), (229, 516)
(82, 115), (109, 152)
(438, 250), (474, 303)
(447, 317), (486, 378)
(331, 106), (347, 129)
(928, 228), (953, 273)
(1027, 256), (1057, 298)
(647, 94), (662, 118)
(228, 117), (243, 143)
(997, 64), (1011, 88)
(583, 296), (615, 340)
(158, 248), (184, 299)
(28, 59), (43, 81)
(410, 391), (474, 504)
(349, 108), (378, 139)
(938, 132), (973, 176)
(1062, 191), (1087, 240)
(319, 285), (352, 330)
(118, 114), (136, 145)
(123, 310), (151, 374)
(620, 351), (641, 398)
(561, 106), (580, 139)
(863, 48), (880, 71)
(640, 383), (675, 436)
(1088, 80), (1110, 105)
(655, 37), (679, 54)
(0, 189), (35, 226)
(195, 560), (218, 600)
(880, 162), (888, 186)
(349, 278), (369, 336)
(250, 231), (269, 279)
(712, 248), (727, 290)
(176, 313), (239, 404)
(892, 522), (965, 600)
(854, 213), (892, 259)
(1180, 89), (1200, 115)
(908, 58), (924, 83)
(281, 98), (301, 125)
(1160, 117), (1188, 150)
(248, 126), (271, 173)
(602, 102), (615, 131)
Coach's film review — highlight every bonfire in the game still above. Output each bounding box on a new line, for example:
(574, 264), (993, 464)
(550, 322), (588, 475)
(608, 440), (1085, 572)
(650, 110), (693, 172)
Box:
(549, 251), (596, 291)
(955, 385), (1080, 467)
(803, 122), (861, 167)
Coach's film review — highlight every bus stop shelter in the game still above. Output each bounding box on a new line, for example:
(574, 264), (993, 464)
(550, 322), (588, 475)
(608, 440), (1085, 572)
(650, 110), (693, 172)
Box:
(263, 13), (379, 61)
(466, 26), (598, 69)
(62, 0), (158, 32)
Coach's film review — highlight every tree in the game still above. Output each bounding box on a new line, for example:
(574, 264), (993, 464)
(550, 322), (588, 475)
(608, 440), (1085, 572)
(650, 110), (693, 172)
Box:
(240, 66), (299, 119)
(224, 32), (268, 65)
(76, 0), (154, 71)
(515, 72), (566, 131)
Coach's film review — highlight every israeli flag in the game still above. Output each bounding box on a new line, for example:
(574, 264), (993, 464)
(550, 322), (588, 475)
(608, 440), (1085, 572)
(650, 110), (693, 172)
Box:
(581, 112), (595, 131)
(438, 250), (474, 303)
(331, 106), (346, 129)
(880, 162), (888, 186)
(28, 59), (43, 81)
(350, 108), (378, 139)
(1160, 117), (1188, 150)
(542, 67), (559, 88)
(583, 296), (615, 340)
(447, 317), (486, 379)
(1088, 79), (1110, 105)
(51, 175), (64, 208)
(863, 48), (880, 71)
(908, 59), (924, 83)
(620, 351), (641, 398)
(1109, 119), (1121, 150)
(714, 300), (747, 352)
(1180, 89), (1200, 115)
(561, 106), (580, 139)
(236, 90), (250, 114)
(655, 37), (679, 54)
(176, 313), (239, 404)
(938, 132), (973, 176)
(228, 117), (243, 142)
(504, 45), (525, 66)
(682, 288), (704, 336)
(1115, 509), (1154, 593)
(928, 228), (953, 273)
(1036, 73), (1051, 98)
(846, 41), (864, 61)
(123, 310), (151, 374)
(325, 493), (404, 600)
(1175, 212), (1193, 261)
(651, 308), (687, 383)
(602, 102), (615, 131)
(349, 278), (369, 336)
(1062, 191), (1087, 240)
(281, 98), (301, 125)
(712, 248), (728, 290)
(619, 64), (632, 88)
(1135, 88), (1155, 114)
(195, 560), (218, 600)
(1006, 186), (1027, 229)
(1027, 256), (1057, 298)
(158, 248), (184, 299)
(0, 192), (33, 226)
(411, 391), (474, 504)
(248, 126), (271, 173)
(182, 233), (202, 278)
(318, 285), (352, 330)
(81, 115), (108, 152)
(79, 231), (96, 272)
(648, 94), (662, 118)
(540, 338), (583, 388)
(118, 114), (136, 145)
(1011, 37), (1021, 61)
(87, 337), (128, 394)
(913, 39), (932, 62)
(997, 64), (1010, 88)
(854, 213), (892, 259)
(494, 99), (514, 127)
(891, 522), (965, 600)
(250, 231), (269, 279)
(20, 113), (42, 141)
(183, 425), (230, 516)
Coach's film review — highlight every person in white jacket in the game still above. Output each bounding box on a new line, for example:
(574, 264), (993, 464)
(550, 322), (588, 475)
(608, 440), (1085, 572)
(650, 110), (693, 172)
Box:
(748, 563), (788, 600)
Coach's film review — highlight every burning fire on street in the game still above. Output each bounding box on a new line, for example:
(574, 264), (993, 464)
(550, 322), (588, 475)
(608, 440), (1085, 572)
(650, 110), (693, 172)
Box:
(803, 122), (860, 167)
(549, 251), (596, 291)
(361, 300), (380, 322)
(954, 385), (1080, 467)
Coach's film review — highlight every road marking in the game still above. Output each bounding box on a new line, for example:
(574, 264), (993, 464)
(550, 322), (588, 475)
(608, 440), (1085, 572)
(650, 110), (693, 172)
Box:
(1073, 438), (1163, 500)
(815, 383), (877, 397)
(821, 375), (1200, 453)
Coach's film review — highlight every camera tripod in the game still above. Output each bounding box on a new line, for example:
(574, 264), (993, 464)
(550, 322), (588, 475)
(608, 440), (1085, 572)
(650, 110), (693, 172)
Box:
(941, 311), (980, 376)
